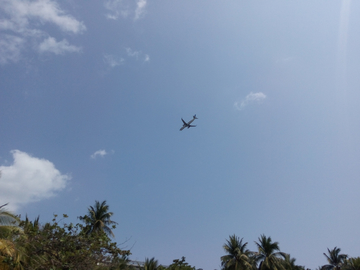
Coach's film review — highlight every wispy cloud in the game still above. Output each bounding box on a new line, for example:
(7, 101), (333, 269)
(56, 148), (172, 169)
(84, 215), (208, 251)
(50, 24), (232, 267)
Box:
(234, 92), (267, 110)
(103, 48), (149, 70)
(0, 0), (85, 63)
(134, 0), (147, 20)
(126, 47), (140, 59)
(0, 150), (70, 211)
(0, 0), (86, 34)
(0, 35), (24, 64)
(91, 149), (108, 159)
(103, 53), (125, 68)
(39, 37), (82, 54)
(126, 47), (150, 62)
(104, 0), (129, 20)
(104, 0), (147, 21)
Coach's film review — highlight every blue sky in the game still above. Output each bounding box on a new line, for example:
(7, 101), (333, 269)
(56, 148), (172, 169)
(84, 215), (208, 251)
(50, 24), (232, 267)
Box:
(1, 0), (360, 269)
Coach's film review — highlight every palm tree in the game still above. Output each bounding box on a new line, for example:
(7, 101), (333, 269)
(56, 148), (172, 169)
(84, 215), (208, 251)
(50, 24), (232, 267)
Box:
(22, 215), (40, 234)
(79, 200), (118, 237)
(221, 235), (254, 270)
(0, 203), (19, 224)
(281, 254), (304, 270)
(0, 203), (21, 243)
(0, 203), (20, 237)
(322, 247), (347, 270)
(143, 257), (159, 270)
(255, 234), (286, 270)
(343, 257), (360, 270)
(107, 254), (134, 270)
(0, 204), (23, 269)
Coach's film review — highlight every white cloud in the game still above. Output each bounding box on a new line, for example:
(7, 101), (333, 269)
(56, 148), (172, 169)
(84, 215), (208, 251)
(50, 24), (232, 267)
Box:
(38, 37), (81, 54)
(126, 47), (150, 62)
(102, 49), (149, 71)
(234, 92), (267, 110)
(134, 0), (147, 20)
(0, 35), (24, 64)
(126, 47), (140, 59)
(106, 14), (118, 20)
(104, 0), (147, 21)
(91, 150), (108, 159)
(0, 150), (70, 211)
(0, 0), (86, 34)
(0, 0), (85, 63)
(103, 53), (124, 67)
(104, 0), (129, 20)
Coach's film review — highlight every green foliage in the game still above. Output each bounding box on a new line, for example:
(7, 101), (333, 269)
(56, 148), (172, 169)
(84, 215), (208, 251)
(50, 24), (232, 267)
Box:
(165, 257), (196, 270)
(0, 204), (20, 239)
(2, 215), (130, 270)
(79, 200), (118, 238)
(2, 201), (358, 270)
(108, 255), (135, 270)
(0, 204), (19, 226)
(322, 247), (347, 270)
(343, 257), (360, 270)
(280, 254), (304, 270)
(0, 204), (23, 269)
(255, 234), (286, 270)
(143, 257), (159, 270)
(221, 235), (254, 270)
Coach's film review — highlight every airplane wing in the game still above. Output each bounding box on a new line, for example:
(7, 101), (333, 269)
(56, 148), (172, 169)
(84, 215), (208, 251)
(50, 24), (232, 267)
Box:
(181, 119), (187, 125)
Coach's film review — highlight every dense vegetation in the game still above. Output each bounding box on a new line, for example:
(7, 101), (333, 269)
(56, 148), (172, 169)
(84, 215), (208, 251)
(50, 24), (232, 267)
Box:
(0, 202), (359, 270)
(0, 201), (129, 269)
(220, 235), (360, 270)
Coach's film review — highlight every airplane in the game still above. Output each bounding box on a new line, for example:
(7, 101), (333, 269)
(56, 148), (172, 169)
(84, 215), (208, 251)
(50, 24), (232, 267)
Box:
(180, 115), (198, 131)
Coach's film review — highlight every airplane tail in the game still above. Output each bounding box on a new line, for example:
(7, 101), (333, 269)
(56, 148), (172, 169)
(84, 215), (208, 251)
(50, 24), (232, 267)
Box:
(193, 114), (198, 119)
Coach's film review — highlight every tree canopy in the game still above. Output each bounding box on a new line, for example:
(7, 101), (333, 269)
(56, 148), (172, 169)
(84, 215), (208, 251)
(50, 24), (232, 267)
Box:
(2, 201), (360, 270)
(79, 200), (117, 238)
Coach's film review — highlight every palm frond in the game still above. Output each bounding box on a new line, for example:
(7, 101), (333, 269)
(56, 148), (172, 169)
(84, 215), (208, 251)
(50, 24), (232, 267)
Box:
(79, 200), (117, 237)
(0, 204), (19, 226)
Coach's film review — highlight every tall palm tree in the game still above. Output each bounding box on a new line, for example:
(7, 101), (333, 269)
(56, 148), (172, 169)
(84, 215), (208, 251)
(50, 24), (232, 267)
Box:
(322, 247), (347, 270)
(255, 234), (286, 270)
(221, 235), (254, 270)
(79, 200), (118, 237)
